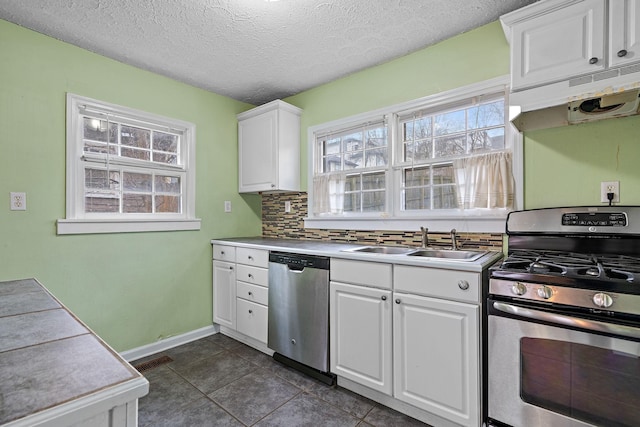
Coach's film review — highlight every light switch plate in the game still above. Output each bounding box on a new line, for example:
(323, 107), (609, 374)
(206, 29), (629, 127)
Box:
(224, 200), (232, 213)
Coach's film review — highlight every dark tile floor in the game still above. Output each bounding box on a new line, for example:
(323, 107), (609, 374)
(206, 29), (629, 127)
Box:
(134, 333), (431, 426)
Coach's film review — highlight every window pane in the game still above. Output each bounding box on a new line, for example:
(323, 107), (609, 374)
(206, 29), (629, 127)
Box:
(123, 172), (152, 192)
(85, 196), (119, 213)
(83, 120), (118, 154)
(343, 133), (362, 152)
(343, 193), (360, 212)
(405, 167), (430, 187)
(365, 148), (388, 167)
(323, 155), (342, 172)
(344, 151), (363, 169)
(433, 185), (458, 209)
(155, 195), (181, 213)
(323, 137), (341, 155)
(363, 191), (385, 212)
(434, 135), (466, 157)
(121, 147), (150, 161)
(121, 126), (150, 149)
(155, 175), (180, 193)
(85, 168), (120, 190)
(365, 128), (387, 148)
(152, 152), (178, 165)
(404, 188), (429, 210)
(469, 128), (505, 152)
(432, 164), (455, 185)
(434, 110), (465, 136)
(468, 100), (504, 129)
(123, 194), (152, 213)
(362, 173), (385, 190)
(152, 131), (178, 153)
(345, 175), (360, 192)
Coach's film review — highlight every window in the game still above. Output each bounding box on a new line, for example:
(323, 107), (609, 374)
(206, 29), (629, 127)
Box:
(307, 77), (522, 232)
(57, 94), (200, 234)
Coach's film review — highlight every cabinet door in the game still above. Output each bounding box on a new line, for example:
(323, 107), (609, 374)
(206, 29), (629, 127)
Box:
(236, 299), (268, 343)
(238, 110), (277, 193)
(213, 260), (236, 329)
(610, 0), (640, 67)
(330, 281), (393, 395)
(511, 0), (605, 90)
(393, 292), (479, 427)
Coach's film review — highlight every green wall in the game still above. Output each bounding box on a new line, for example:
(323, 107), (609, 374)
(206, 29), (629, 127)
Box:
(0, 19), (261, 351)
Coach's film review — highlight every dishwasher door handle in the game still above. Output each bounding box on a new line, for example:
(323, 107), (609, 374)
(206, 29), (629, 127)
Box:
(287, 264), (305, 272)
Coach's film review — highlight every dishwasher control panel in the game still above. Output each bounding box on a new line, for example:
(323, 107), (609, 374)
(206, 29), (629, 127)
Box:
(269, 251), (330, 270)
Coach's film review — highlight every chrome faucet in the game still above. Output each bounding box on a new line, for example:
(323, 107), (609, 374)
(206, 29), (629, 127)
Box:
(420, 226), (429, 248)
(450, 229), (458, 250)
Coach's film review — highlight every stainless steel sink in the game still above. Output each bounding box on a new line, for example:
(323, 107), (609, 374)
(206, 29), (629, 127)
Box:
(343, 246), (416, 255)
(406, 249), (487, 261)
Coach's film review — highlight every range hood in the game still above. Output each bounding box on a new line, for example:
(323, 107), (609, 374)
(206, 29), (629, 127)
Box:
(510, 79), (640, 132)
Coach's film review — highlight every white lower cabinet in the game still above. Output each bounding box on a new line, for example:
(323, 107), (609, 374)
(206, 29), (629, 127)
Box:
(393, 292), (479, 427)
(236, 298), (268, 343)
(330, 281), (393, 395)
(212, 259), (236, 329)
(330, 259), (482, 427)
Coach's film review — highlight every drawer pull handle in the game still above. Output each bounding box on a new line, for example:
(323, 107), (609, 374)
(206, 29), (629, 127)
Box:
(248, 291), (253, 296)
(220, 251), (225, 255)
(381, 296), (387, 301)
(229, 266), (234, 271)
(248, 256), (254, 260)
(589, 57), (599, 64)
(458, 280), (470, 291)
(618, 49), (628, 57)
(248, 309), (253, 314)
(248, 274), (253, 278)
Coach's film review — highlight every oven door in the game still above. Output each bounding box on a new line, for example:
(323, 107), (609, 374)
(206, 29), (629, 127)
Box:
(487, 298), (640, 427)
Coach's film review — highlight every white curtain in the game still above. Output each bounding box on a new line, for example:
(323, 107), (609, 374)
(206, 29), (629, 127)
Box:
(453, 151), (514, 209)
(313, 173), (346, 215)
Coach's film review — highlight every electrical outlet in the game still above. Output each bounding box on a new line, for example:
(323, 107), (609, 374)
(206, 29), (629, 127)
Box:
(600, 181), (620, 203)
(284, 201), (291, 213)
(10, 192), (26, 211)
(224, 200), (232, 213)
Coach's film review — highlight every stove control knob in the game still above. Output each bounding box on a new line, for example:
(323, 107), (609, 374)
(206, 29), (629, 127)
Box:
(537, 286), (553, 300)
(511, 282), (527, 296)
(593, 292), (613, 308)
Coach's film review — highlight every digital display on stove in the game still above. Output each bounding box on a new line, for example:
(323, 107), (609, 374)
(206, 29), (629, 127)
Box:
(561, 212), (627, 227)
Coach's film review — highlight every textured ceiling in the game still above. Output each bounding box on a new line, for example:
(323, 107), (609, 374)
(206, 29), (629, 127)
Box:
(0, 0), (537, 105)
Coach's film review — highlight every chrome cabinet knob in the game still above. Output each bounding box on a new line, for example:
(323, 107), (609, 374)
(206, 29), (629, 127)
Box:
(248, 309), (253, 314)
(537, 286), (553, 299)
(593, 292), (613, 308)
(511, 282), (527, 296)
(381, 295), (387, 301)
(229, 266), (234, 270)
(248, 255), (253, 260)
(220, 250), (225, 255)
(291, 339), (296, 345)
(458, 280), (469, 291)
(248, 273), (253, 278)
(248, 291), (253, 296)
(589, 57), (599, 64)
(618, 49), (628, 57)
(271, 184), (276, 188)
(395, 298), (401, 304)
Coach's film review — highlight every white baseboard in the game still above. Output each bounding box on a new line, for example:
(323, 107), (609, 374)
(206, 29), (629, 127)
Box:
(120, 324), (219, 362)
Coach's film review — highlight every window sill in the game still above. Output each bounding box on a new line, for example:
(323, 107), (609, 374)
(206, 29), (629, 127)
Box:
(304, 215), (508, 234)
(56, 218), (201, 235)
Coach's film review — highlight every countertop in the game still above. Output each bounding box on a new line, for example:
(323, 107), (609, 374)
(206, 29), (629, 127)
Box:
(211, 237), (503, 272)
(0, 278), (148, 425)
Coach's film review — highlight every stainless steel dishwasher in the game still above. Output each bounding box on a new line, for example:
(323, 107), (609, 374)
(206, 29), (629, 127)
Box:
(268, 251), (334, 384)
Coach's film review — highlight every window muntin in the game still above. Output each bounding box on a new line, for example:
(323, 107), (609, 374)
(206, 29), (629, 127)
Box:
(60, 93), (199, 234)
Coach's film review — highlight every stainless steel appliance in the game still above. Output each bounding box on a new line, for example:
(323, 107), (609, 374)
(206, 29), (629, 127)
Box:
(487, 206), (640, 427)
(268, 251), (334, 384)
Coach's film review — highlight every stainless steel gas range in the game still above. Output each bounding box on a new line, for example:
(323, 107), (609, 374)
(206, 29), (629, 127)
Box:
(486, 206), (640, 427)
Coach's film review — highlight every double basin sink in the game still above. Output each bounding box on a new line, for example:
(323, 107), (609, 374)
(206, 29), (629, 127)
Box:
(342, 245), (488, 261)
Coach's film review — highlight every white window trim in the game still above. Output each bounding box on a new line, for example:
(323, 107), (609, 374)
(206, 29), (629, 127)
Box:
(57, 93), (201, 235)
(305, 75), (523, 233)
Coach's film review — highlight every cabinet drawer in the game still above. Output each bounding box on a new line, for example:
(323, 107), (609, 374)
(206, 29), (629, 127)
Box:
(236, 299), (268, 343)
(236, 247), (269, 267)
(330, 259), (392, 289)
(212, 244), (236, 262)
(236, 264), (269, 287)
(394, 266), (480, 303)
(237, 281), (268, 305)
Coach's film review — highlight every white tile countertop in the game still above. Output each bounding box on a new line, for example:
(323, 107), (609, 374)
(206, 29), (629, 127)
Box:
(0, 278), (149, 426)
(211, 237), (503, 272)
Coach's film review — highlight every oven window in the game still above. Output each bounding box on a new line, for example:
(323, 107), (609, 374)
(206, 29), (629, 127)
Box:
(520, 338), (640, 427)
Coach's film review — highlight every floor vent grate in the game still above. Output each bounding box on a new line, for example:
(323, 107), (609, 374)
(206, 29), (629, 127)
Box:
(133, 355), (173, 373)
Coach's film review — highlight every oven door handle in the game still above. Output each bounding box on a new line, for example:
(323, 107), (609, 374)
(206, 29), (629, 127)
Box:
(492, 301), (640, 340)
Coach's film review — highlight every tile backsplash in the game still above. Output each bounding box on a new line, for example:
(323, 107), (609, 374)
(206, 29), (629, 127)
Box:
(262, 192), (504, 251)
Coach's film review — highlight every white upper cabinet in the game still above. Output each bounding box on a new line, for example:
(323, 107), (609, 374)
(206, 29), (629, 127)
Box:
(502, 0), (640, 99)
(237, 100), (302, 193)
